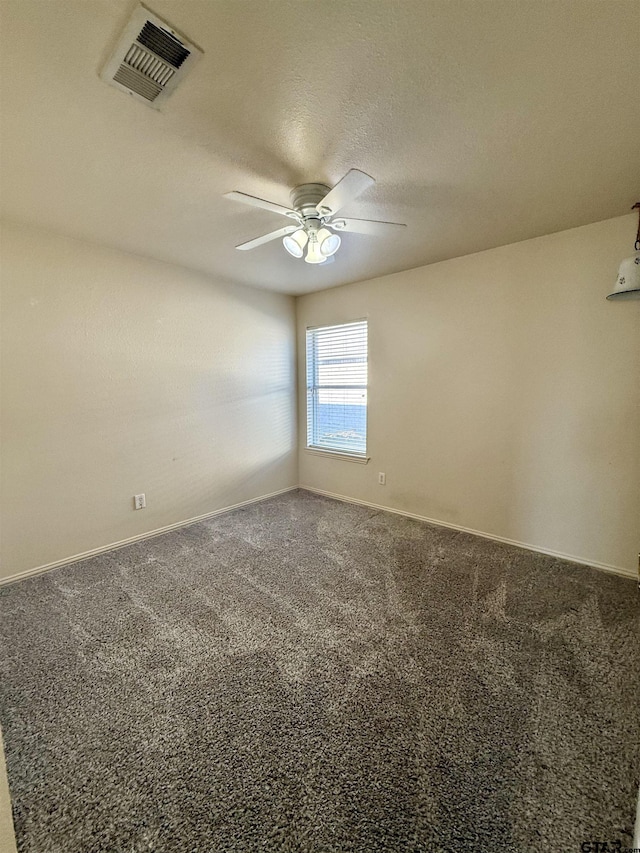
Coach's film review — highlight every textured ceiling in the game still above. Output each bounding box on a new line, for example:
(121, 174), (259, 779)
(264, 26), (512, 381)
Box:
(1, 0), (639, 295)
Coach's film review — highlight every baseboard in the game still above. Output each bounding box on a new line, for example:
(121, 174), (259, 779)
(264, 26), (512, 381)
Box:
(300, 486), (638, 581)
(0, 487), (298, 587)
(3, 484), (636, 586)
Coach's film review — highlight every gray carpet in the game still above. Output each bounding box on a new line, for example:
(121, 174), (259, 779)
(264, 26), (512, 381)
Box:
(0, 490), (638, 852)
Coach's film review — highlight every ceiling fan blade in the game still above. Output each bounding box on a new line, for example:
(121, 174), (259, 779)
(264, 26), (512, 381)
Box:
(235, 225), (298, 251)
(224, 191), (298, 219)
(333, 217), (406, 236)
(317, 170), (376, 216)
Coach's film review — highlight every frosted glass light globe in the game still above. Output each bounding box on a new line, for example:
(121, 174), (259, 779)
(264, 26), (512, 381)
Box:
(283, 229), (308, 258)
(304, 238), (325, 264)
(318, 227), (341, 257)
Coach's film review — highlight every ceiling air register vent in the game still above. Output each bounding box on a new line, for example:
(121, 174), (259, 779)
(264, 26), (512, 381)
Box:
(101, 5), (202, 108)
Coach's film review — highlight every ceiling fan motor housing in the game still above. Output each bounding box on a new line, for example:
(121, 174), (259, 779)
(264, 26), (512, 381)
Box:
(291, 183), (331, 218)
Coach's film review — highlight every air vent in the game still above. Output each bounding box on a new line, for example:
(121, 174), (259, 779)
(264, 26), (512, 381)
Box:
(100, 4), (202, 109)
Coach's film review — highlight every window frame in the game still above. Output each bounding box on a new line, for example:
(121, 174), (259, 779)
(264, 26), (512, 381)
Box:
(305, 319), (369, 462)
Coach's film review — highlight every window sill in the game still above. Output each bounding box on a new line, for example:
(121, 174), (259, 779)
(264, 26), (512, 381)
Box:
(305, 447), (370, 464)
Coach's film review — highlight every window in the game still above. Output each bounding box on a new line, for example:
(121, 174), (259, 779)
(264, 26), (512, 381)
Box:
(306, 320), (368, 457)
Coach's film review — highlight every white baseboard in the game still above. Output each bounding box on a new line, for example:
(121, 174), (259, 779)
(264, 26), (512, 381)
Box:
(2, 484), (636, 586)
(0, 487), (298, 587)
(300, 486), (638, 581)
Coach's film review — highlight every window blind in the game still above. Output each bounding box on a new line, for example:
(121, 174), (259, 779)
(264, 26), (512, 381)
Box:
(306, 320), (368, 456)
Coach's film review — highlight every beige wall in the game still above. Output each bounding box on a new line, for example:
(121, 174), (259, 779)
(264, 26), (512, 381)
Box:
(297, 214), (640, 577)
(2, 215), (638, 582)
(0, 221), (297, 580)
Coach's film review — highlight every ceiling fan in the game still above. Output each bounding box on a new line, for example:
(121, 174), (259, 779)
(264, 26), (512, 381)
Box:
(224, 170), (406, 265)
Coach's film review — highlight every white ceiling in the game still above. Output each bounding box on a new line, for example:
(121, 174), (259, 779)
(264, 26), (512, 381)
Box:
(1, 0), (639, 295)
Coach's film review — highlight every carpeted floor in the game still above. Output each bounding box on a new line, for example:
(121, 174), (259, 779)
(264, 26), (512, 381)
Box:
(0, 490), (638, 852)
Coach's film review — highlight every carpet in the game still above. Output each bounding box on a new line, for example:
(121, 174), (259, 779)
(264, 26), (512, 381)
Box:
(0, 490), (638, 852)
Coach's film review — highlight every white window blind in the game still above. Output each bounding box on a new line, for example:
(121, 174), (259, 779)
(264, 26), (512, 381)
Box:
(306, 320), (368, 456)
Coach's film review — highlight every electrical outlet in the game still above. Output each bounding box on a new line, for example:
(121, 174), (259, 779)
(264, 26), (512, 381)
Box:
(134, 493), (146, 510)
(378, 472), (386, 485)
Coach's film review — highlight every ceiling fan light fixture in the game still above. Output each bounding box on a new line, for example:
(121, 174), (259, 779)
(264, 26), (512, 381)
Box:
(282, 229), (308, 258)
(318, 227), (341, 257)
(225, 170), (406, 265)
